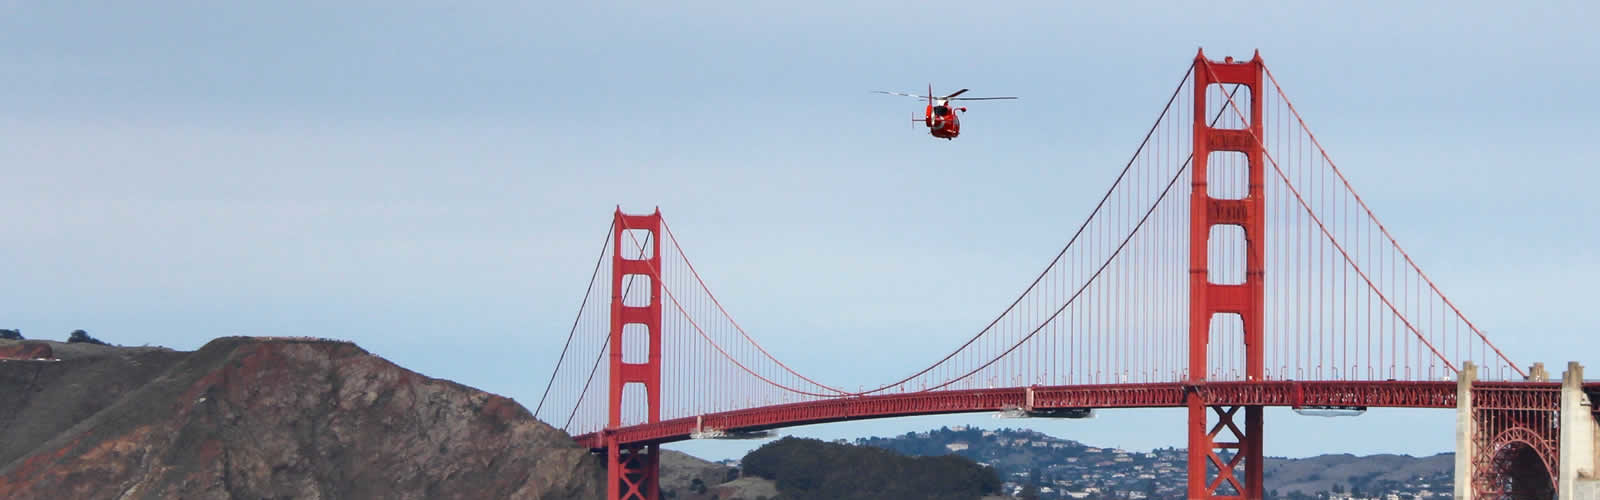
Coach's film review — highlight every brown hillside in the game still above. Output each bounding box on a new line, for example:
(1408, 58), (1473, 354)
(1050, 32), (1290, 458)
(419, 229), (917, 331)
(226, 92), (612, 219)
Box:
(0, 337), (604, 500)
(659, 449), (735, 499)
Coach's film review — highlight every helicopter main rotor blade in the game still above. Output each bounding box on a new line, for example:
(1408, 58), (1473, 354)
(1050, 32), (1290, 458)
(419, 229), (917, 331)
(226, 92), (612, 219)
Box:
(944, 88), (970, 98)
(873, 90), (930, 98)
(948, 96), (1019, 101)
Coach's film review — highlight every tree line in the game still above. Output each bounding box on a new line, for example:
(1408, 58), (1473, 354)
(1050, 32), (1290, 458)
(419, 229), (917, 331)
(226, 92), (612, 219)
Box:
(0, 329), (110, 345)
(740, 437), (1001, 500)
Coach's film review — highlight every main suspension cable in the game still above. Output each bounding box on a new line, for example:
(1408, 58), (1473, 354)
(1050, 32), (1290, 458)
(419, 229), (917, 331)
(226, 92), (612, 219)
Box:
(1203, 61), (1459, 374)
(1262, 66), (1522, 377)
(535, 220), (614, 418)
(563, 230), (651, 431)
(621, 221), (846, 398)
(926, 128), (1198, 392)
(921, 83), (1245, 391)
(840, 65), (1199, 396)
(661, 220), (852, 395)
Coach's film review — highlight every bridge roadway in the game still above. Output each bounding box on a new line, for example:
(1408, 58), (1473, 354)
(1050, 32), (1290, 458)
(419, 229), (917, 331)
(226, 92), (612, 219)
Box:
(574, 380), (1589, 449)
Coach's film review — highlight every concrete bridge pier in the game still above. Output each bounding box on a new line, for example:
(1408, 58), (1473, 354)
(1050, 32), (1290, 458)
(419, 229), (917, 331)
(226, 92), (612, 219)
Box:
(1456, 361), (1477, 500)
(1457, 361), (1600, 500)
(1559, 362), (1598, 500)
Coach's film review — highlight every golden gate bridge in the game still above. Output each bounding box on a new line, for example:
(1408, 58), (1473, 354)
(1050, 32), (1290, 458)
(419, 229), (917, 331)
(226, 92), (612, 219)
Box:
(536, 50), (1600, 500)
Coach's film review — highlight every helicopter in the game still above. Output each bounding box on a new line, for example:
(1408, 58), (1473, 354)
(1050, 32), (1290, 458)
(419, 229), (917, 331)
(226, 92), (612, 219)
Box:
(874, 85), (1017, 140)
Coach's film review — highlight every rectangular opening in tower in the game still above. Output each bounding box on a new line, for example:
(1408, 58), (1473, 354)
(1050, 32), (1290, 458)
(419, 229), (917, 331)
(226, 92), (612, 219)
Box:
(622, 323), (650, 364)
(621, 274), (653, 307)
(1207, 225), (1246, 285)
(1206, 151), (1248, 200)
(620, 229), (655, 260)
(1208, 313), (1245, 381)
(621, 382), (650, 426)
(1206, 83), (1253, 130)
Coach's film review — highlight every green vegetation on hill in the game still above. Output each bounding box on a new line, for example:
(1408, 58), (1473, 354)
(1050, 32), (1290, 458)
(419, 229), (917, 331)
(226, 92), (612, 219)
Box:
(741, 436), (1001, 500)
(67, 329), (108, 345)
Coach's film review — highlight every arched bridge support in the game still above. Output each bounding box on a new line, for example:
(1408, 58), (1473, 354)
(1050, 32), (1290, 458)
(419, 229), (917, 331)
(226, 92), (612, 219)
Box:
(1456, 361), (1599, 500)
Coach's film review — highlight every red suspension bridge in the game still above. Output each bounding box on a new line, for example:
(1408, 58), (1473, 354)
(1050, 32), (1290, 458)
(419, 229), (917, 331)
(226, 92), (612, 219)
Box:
(536, 50), (1600, 500)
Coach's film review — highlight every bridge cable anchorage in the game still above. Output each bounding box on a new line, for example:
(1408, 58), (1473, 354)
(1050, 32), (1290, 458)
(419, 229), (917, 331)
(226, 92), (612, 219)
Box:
(535, 219), (614, 419)
(619, 222), (846, 398)
(1202, 61), (1471, 376)
(659, 220), (851, 395)
(563, 229), (652, 431)
(1261, 66), (1522, 378)
(814, 65), (1200, 397)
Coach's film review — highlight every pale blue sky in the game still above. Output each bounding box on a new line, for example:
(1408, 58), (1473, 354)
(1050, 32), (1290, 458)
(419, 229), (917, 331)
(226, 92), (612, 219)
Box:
(2, 2), (1596, 461)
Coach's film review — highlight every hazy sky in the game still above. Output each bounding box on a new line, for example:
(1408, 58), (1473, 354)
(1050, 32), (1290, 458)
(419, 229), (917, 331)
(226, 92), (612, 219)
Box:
(3, 2), (1597, 461)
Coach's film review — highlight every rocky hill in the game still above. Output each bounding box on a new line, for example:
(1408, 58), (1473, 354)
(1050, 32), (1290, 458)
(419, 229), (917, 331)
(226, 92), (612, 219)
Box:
(0, 337), (605, 499)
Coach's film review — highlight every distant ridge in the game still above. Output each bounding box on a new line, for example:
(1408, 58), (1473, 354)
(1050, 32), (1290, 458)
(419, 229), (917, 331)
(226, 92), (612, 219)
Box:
(854, 426), (1452, 498)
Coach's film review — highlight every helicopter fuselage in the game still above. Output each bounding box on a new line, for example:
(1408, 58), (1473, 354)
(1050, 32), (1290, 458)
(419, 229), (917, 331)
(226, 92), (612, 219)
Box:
(924, 100), (964, 140)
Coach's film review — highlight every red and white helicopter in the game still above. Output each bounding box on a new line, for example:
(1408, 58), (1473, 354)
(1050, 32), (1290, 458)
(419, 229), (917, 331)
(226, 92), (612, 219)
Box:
(875, 85), (1017, 140)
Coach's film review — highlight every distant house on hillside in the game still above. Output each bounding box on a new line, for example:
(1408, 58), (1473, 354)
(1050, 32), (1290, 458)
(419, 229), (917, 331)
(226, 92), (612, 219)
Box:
(946, 442), (970, 452)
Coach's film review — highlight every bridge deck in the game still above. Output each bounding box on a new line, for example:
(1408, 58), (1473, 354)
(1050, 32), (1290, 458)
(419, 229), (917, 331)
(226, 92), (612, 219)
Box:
(572, 380), (1564, 449)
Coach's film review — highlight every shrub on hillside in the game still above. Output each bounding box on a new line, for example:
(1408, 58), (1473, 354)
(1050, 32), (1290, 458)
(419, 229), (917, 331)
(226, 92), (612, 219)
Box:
(67, 329), (108, 345)
(0, 329), (22, 340)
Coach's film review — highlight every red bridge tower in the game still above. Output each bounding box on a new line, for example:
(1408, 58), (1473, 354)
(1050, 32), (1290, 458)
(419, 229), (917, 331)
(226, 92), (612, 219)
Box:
(608, 209), (663, 500)
(1187, 50), (1267, 500)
